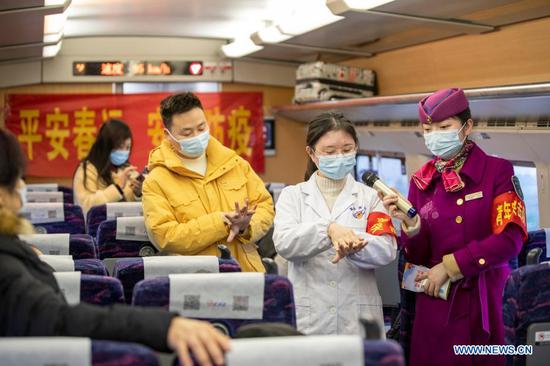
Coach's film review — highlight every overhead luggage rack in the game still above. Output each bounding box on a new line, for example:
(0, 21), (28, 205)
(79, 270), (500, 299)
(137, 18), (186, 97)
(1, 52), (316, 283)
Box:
(274, 83), (550, 124)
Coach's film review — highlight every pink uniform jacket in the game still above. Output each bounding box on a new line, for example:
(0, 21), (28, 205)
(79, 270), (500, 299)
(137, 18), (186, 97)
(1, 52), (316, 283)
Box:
(403, 143), (526, 366)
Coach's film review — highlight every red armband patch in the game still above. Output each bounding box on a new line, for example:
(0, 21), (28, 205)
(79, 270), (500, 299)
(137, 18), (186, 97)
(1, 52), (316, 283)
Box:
(492, 191), (527, 241)
(366, 212), (397, 239)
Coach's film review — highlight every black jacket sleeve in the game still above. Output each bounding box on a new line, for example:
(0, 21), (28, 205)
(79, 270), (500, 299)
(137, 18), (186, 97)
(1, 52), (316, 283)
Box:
(0, 253), (176, 352)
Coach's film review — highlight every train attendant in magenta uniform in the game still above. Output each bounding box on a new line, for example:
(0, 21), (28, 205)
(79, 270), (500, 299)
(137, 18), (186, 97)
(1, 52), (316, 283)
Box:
(273, 112), (397, 335)
(382, 88), (527, 366)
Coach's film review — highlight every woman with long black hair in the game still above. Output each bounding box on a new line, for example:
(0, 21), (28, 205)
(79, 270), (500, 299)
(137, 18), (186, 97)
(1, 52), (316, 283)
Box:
(73, 119), (142, 215)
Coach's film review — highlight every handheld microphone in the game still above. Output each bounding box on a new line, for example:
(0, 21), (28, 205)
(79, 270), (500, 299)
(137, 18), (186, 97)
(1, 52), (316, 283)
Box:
(362, 172), (417, 218)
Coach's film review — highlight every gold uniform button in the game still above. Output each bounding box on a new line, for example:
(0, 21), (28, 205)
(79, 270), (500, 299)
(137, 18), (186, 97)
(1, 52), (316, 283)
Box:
(457, 198), (464, 206)
(455, 216), (463, 224)
(479, 258), (486, 265)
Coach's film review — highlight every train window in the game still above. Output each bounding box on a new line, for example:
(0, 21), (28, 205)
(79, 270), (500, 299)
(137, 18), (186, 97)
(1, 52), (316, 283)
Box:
(356, 154), (408, 233)
(121, 82), (220, 94)
(377, 157), (409, 199)
(356, 155), (408, 196)
(355, 155), (370, 181)
(512, 163), (540, 231)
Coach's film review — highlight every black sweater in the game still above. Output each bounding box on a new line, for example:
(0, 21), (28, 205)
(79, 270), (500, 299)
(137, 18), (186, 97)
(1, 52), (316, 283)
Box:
(0, 234), (175, 351)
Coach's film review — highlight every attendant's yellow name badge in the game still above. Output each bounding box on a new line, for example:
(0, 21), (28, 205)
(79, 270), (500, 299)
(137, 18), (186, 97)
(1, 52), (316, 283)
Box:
(465, 191), (483, 202)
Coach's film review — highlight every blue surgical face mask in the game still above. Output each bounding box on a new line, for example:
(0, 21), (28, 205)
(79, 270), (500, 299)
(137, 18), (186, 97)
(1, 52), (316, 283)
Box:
(317, 153), (357, 180)
(424, 124), (466, 160)
(110, 149), (130, 166)
(168, 130), (210, 158)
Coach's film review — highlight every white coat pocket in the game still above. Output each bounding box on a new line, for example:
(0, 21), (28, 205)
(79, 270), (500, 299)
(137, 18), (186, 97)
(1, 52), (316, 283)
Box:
(295, 298), (311, 333)
(356, 295), (385, 339)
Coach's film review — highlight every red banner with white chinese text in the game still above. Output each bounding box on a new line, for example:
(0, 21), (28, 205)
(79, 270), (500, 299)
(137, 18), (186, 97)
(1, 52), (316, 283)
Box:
(4, 92), (264, 177)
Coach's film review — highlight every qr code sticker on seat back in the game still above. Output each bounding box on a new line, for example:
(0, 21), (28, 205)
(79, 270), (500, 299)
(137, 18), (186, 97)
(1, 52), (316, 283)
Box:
(184, 295), (200, 310)
(233, 296), (249, 311)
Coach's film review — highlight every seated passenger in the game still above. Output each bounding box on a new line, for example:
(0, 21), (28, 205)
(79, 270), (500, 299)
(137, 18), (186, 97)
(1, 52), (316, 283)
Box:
(73, 119), (143, 216)
(0, 129), (228, 366)
(142, 92), (274, 272)
(273, 112), (397, 335)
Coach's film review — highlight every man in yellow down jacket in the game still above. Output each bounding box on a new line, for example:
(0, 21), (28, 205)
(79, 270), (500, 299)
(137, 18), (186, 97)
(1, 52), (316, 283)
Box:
(142, 92), (274, 272)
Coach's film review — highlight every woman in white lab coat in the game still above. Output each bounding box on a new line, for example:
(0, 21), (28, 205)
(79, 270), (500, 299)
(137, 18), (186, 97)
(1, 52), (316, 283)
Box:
(273, 112), (397, 336)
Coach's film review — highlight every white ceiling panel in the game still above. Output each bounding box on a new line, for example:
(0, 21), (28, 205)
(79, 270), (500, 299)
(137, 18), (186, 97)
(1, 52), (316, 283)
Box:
(2, 0), (549, 65)
(65, 0), (297, 39)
